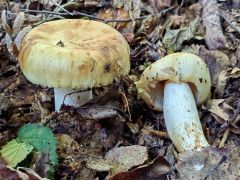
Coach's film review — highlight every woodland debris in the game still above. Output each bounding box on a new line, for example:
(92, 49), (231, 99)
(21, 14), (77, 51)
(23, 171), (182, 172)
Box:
(200, 0), (228, 50)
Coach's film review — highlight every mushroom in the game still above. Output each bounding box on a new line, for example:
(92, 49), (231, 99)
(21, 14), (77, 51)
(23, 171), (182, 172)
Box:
(18, 19), (130, 111)
(136, 53), (211, 152)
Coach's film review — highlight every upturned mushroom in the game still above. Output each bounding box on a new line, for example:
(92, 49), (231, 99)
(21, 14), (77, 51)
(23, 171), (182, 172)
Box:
(136, 53), (211, 152)
(18, 19), (130, 111)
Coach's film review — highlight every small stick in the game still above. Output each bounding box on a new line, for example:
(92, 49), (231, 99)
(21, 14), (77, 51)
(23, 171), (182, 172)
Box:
(218, 13), (240, 34)
(16, 6), (174, 23)
(149, 129), (169, 139)
(119, 91), (132, 121)
(219, 127), (230, 148)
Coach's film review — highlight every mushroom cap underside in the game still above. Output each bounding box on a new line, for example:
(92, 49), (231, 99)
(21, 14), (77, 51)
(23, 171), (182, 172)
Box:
(136, 52), (211, 111)
(18, 19), (130, 89)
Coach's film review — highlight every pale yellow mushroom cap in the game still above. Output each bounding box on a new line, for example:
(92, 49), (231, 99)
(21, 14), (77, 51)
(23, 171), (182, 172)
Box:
(136, 52), (211, 111)
(18, 19), (130, 89)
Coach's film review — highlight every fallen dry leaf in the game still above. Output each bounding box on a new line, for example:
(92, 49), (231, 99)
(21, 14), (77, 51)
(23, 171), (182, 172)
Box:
(0, 159), (47, 180)
(206, 99), (230, 123)
(216, 67), (240, 97)
(181, 45), (231, 91)
(0, 159), (25, 179)
(13, 26), (32, 56)
(76, 106), (118, 120)
(97, 7), (136, 42)
(1, 10), (12, 35)
(198, 47), (231, 87)
(57, 134), (81, 158)
(86, 145), (148, 177)
(162, 16), (201, 53)
(113, 0), (142, 12)
(105, 145), (148, 176)
(0, 93), (13, 111)
(86, 158), (112, 172)
(206, 98), (240, 134)
(149, 0), (171, 12)
(12, 12), (25, 37)
(109, 156), (171, 180)
(97, 8), (127, 29)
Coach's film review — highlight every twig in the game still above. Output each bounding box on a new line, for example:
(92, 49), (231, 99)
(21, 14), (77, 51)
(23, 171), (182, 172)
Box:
(132, 46), (148, 58)
(18, 6), (175, 23)
(149, 129), (169, 139)
(19, 9), (75, 16)
(175, 0), (185, 15)
(218, 13), (240, 34)
(119, 91), (132, 121)
(145, 40), (159, 51)
(51, 0), (72, 16)
(73, 10), (104, 21)
(219, 127), (230, 148)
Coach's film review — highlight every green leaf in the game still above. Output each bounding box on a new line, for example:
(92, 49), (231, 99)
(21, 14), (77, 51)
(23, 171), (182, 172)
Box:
(0, 139), (33, 167)
(17, 123), (58, 165)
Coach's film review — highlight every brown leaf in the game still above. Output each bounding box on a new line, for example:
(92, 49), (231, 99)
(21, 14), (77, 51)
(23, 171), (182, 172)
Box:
(109, 156), (171, 180)
(29, 0), (62, 11)
(113, 0), (141, 12)
(149, 0), (171, 12)
(198, 46), (231, 88)
(12, 12), (25, 37)
(206, 98), (240, 134)
(97, 3), (140, 41)
(30, 152), (51, 178)
(86, 145), (148, 177)
(105, 145), (148, 176)
(57, 134), (81, 158)
(97, 7), (130, 30)
(0, 159), (47, 180)
(170, 15), (186, 28)
(182, 45), (232, 93)
(86, 158), (112, 172)
(1, 10), (12, 35)
(5, 33), (13, 54)
(13, 26), (32, 56)
(137, 15), (161, 35)
(231, 117), (240, 130)
(206, 99), (230, 123)
(17, 167), (49, 180)
(76, 106), (118, 120)
(126, 122), (139, 134)
(216, 67), (240, 96)
(0, 93), (13, 111)
(0, 160), (23, 180)
(216, 70), (228, 97)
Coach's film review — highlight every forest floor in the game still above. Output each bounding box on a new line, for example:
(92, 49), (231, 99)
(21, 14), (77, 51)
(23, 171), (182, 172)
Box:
(0, 0), (240, 179)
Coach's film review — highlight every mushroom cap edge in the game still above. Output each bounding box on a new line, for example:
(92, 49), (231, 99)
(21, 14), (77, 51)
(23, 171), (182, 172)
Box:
(135, 52), (211, 111)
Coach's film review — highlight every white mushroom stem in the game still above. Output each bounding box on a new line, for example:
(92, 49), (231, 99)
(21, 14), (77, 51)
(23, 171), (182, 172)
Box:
(54, 88), (92, 111)
(163, 82), (209, 152)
